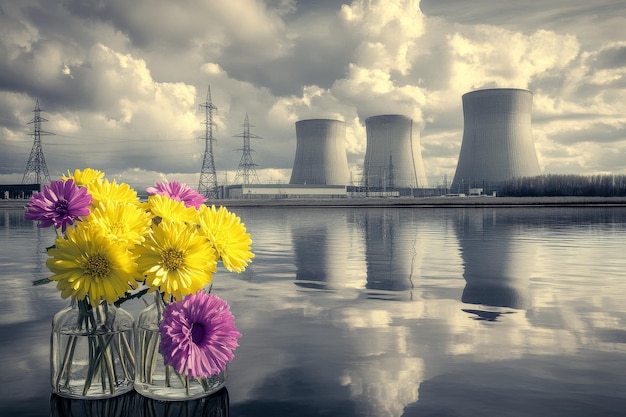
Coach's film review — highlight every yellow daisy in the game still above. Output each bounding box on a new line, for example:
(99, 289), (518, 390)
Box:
(46, 223), (137, 307)
(88, 200), (153, 248)
(135, 220), (217, 301)
(144, 194), (198, 225)
(198, 205), (254, 273)
(87, 178), (139, 208)
(62, 167), (105, 187)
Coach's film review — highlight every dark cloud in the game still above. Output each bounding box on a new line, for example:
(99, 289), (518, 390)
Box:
(549, 122), (626, 145)
(592, 45), (626, 70)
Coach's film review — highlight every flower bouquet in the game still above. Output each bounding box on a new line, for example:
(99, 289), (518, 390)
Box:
(133, 181), (253, 400)
(26, 168), (253, 401)
(26, 169), (145, 398)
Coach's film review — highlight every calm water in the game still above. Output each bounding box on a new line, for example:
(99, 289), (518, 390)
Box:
(1, 206), (626, 416)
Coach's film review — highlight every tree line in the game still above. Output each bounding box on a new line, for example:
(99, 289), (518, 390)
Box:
(499, 174), (626, 197)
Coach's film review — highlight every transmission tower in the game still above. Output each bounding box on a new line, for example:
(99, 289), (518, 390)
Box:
(197, 86), (219, 199)
(22, 99), (53, 185)
(233, 113), (261, 185)
(387, 154), (395, 190)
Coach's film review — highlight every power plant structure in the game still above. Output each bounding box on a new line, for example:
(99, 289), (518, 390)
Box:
(289, 119), (350, 185)
(363, 114), (428, 190)
(451, 88), (541, 194)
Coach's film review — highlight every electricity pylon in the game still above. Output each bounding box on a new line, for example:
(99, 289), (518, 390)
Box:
(22, 99), (53, 184)
(233, 113), (261, 185)
(197, 86), (219, 199)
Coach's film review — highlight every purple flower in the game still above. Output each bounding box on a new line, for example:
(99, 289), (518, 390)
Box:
(159, 291), (242, 379)
(24, 179), (92, 232)
(146, 181), (207, 209)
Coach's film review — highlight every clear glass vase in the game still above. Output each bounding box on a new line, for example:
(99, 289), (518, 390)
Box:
(51, 299), (135, 399)
(134, 293), (227, 401)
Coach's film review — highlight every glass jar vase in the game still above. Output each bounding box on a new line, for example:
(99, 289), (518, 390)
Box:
(134, 293), (227, 401)
(51, 299), (135, 399)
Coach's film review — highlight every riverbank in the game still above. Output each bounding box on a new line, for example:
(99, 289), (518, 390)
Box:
(4, 196), (626, 210)
(214, 196), (626, 208)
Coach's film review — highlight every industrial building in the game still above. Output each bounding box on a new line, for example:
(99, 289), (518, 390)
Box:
(362, 114), (428, 190)
(225, 183), (347, 199)
(451, 88), (541, 194)
(289, 119), (350, 186)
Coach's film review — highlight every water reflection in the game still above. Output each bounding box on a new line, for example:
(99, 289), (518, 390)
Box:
(4, 207), (626, 417)
(291, 210), (361, 290)
(456, 209), (536, 316)
(0, 208), (32, 231)
(135, 388), (229, 417)
(50, 392), (135, 417)
(290, 208), (425, 301)
(360, 209), (424, 301)
(49, 388), (229, 417)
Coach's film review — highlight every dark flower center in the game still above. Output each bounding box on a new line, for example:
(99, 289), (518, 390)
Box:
(190, 322), (205, 344)
(84, 253), (111, 279)
(163, 248), (184, 271)
(54, 199), (70, 216)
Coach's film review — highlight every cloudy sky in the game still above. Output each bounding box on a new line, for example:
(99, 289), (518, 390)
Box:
(1, 0), (625, 190)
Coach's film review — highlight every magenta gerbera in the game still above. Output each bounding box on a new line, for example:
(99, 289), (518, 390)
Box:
(159, 291), (242, 379)
(146, 181), (207, 209)
(24, 179), (92, 232)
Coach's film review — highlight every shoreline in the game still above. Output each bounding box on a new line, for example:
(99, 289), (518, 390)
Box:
(3, 196), (626, 209)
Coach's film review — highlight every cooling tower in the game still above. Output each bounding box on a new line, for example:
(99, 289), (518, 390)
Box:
(451, 88), (541, 193)
(289, 119), (350, 185)
(363, 115), (428, 189)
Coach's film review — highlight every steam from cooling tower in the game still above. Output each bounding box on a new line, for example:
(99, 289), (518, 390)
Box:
(451, 88), (541, 194)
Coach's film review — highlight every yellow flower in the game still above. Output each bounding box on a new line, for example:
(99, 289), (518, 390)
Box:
(88, 200), (152, 248)
(198, 205), (254, 273)
(87, 178), (139, 208)
(46, 223), (137, 307)
(144, 194), (198, 225)
(62, 168), (105, 187)
(136, 220), (217, 301)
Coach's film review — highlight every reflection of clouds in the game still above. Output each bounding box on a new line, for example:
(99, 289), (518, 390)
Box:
(341, 355), (422, 417)
(334, 305), (424, 417)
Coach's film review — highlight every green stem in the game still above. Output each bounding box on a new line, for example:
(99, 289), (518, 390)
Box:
(57, 335), (77, 389)
(114, 334), (131, 381)
(98, 334), (116, 394)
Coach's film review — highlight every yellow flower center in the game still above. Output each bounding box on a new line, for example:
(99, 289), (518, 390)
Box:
(163, 248), (184, 271)
(84, 253), (111, 279)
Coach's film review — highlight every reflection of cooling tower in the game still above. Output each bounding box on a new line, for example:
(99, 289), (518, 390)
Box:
(289, 119), (350, 185)
(457, 209), (534, 310)
(451, 88), (541, 194)
(364, 115), (428, 188)
(362, 209), (423, 300)
(291, 210), (363, 290)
